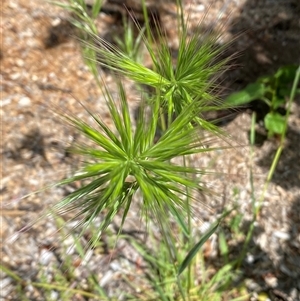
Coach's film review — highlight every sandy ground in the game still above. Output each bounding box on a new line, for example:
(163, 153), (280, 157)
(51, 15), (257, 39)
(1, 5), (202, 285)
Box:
(1, 0), (300, 300)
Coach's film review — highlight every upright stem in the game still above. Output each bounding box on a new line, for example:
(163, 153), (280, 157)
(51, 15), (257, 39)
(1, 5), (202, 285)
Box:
(237, 65), (300, 267)
(236, 112), (256, 267)
(183, 155), (192, 300)
(141, 0), (152, 44)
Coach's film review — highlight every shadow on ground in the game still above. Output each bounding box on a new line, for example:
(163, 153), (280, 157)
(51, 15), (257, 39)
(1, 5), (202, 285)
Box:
(214, 193), (300, 300)
(204, 0), (300, 299)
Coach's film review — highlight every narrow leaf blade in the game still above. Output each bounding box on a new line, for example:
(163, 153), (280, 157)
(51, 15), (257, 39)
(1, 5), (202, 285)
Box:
(178, 222), (219, 275)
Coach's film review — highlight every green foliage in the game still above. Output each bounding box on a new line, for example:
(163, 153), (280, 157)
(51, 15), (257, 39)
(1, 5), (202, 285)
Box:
(178, 222), (219, 275)
(55, 82), (220, 249)
(50, 0), (103, 33)
(0, 263), (105, 300)
(113, 17), (145, 63)
(127, 218), (249, 301)
(86, 21), (228, 133)
(39, 0), (243, 299)
(50, 0), (104, 77)
(48, 0), (232, 252)
(11, 0), (261, 299)
(225, 65), (300, 137)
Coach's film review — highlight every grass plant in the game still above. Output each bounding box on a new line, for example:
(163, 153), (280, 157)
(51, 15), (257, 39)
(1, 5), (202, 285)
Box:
(45, 1), (236, 299)
(0, 264), (105, 300)
(113, 16), (145, 63)
(2, 0), (235, 299)
(47, 0), (233, 253)
(4, 0), (299, 300)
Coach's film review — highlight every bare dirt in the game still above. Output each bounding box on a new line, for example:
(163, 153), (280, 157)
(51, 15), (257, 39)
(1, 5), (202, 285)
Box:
(1, 0), (300, 300)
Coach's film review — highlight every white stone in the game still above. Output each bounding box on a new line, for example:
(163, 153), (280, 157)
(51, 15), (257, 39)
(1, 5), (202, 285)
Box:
(0, 278), (12, 298)
(15, 59), (24, 67)
(273, 230), (290, 240)
(39, 249), (54, 265)
(195, 4), (205, 12)
(18, 96), (31, 107)
(31, 75), (38, 81)
(0, 97), (12, 107)
(100, 270), (113, 287)
(10, 73), (21, 80)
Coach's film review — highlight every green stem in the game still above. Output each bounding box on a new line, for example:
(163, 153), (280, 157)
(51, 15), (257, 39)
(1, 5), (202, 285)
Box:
(237, 113), (257, 267)
(183, 155), (192, 300)
(141, 0), (152, 44)
(159, 106), (167, 132)
(237, 65), (300, 267)
(0, 264), (102, 300)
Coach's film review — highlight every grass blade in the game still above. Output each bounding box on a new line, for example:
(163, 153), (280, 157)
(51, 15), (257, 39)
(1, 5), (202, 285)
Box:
(178, 221), (219, 275)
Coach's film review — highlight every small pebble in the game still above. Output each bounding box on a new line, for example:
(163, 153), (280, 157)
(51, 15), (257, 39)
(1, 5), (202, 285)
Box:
(245, 253), (255, 264)
(10, 73), (21, 80)
(31, 75), (38, 81)
(50, 291), (59, 300)
(15, 59), (24, 67)
(195, 4), (205, 12)
(100, 270), (114, 287)
(110, 261), (122, 271)
(264, 274), (278, 288)
(51, 18), (61, 27)
(8, 1), (18, 8)
(18, 96), (31, 107)
(199, 221), (211, 233)
(0, 97), (12, 107)
(273, 230), (290, 240)
(245, 278), (263, 291)
(39, 249), (54, 265)
(0, 278), (13, 297)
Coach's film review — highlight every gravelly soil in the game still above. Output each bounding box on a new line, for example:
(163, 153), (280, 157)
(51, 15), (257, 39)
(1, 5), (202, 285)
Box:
(1, 0), (300, 300)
